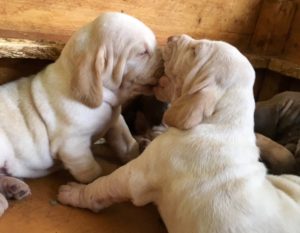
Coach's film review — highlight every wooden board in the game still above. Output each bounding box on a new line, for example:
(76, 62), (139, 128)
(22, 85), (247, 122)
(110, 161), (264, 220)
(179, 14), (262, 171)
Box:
(283, 0), (300, 64)
(0, 0), (262, 49)
(249, 0), (297, 56)
(247, 54), (300, 80)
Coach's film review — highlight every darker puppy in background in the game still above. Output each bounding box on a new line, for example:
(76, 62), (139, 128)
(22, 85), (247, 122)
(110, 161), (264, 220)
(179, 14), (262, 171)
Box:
(122, 96), (168, 151)
(255, 91), (300, 174)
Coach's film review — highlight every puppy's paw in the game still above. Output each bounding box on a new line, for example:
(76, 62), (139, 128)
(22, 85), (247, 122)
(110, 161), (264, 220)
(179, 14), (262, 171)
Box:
(58, 182), (108, 213)
(74, 163), (102, 183)
(0, 194), (8, 216)
(0, 177), (31, 200)
(58, 182), (86, 208)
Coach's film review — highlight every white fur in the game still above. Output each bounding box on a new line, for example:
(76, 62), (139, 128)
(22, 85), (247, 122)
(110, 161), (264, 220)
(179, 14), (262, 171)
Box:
(0, 12), (162, 183)
(58, 36), (300, 233)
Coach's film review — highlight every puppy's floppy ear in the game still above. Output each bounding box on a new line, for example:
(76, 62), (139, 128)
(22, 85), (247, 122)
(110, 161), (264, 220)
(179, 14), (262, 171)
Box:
(163, 79), (218, 130)
(71, 47), (105, 108)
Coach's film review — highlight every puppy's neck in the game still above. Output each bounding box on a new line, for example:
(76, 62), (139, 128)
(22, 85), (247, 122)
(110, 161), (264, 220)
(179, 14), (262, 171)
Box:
(208, 88), (255, 131)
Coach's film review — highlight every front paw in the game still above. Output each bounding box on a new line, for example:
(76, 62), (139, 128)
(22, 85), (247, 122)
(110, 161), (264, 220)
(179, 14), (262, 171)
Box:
(74, 163), (102, 183)
(0, 194), (8, 216)
(58, 182), (102, 213)
(58, 182), (85, 208)
(1, 177), (31, 200)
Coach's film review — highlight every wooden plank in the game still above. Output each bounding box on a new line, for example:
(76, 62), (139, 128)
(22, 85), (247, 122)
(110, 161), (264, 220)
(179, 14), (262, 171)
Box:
(283, 33), (300, 64)
(1, 38), (299, 80)
(269, 58), (300, 80)
(249, 0), (297, 56)
(246, 54), (300, 80)
(282, 0), (300, 64)
(0, 0), (262, 49)
(246, 54), (270, 69)
(1, 37), (300, 81)
(0, 38), (64, 60)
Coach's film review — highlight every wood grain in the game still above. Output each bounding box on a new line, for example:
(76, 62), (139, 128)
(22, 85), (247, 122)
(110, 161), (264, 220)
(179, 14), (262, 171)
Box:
(249, 0), (297, 56)
(283, 0), (300, 64)
(0, 38), (64, 59)
(0, 0), (262, 49)
(247, 54), (300, 80)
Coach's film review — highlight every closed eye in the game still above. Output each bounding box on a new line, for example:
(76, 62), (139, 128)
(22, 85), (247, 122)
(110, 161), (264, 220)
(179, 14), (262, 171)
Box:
(137, 49), (150, 57)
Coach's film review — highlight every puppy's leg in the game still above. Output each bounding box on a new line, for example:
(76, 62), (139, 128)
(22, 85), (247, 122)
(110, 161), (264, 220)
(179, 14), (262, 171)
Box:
(0, 176), (31, 200)
(256, 133), (296, 174)
(104, 115), (140, 163)
(0, 193), (8, 216)
(59, 138), (102, 183)
(58, 158), (153, 212)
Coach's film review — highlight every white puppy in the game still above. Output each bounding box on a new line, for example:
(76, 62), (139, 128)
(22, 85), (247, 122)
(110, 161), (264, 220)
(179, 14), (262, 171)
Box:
(58, 35), (300, 233)
(0, 12), (162, 216)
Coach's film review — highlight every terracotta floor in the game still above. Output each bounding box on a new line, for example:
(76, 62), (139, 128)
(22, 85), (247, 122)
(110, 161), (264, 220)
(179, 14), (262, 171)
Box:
(0, 159), (167, 233)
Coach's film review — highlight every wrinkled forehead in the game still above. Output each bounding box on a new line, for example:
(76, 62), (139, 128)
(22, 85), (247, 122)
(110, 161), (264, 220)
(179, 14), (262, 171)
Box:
(165, 35), (215, 55)
(95, 13), (156, 47)
(183, 38), (240, 62)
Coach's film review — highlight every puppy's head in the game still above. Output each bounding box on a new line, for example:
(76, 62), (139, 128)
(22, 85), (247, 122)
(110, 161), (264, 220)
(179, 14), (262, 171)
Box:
(61, 12), (163, 108)
(154, 35), (255, 130)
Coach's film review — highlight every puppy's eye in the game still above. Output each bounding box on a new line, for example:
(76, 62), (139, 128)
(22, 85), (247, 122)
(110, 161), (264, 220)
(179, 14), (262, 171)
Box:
(137, 49), (149, 57)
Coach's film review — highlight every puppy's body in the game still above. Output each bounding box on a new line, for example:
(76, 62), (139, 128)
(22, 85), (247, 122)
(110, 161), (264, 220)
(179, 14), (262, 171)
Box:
(0, 66), (114, 178)
(255, 91), (300, 158)
(149, 133), (298, 233)
(58, 37), (300, 233)
(0, 12), (162, 215)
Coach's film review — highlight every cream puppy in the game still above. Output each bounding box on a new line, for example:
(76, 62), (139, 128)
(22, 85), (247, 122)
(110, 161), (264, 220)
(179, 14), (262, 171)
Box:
(0, 12), (162, 216)
(58, 35), (300, 233)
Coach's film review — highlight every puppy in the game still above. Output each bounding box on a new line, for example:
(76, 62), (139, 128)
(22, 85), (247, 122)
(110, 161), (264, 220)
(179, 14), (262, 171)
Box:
(0, 12), (162, 216)
(255, 91), (300, 157)
(58, 35), (300, 233)
(255, 91), (300, 174)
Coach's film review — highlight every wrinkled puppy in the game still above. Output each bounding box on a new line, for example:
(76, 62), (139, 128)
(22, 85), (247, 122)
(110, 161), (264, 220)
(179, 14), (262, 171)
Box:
(0, 12), (162, 216)
(58, 35), (300, 233)
(255, 91), (300, 173)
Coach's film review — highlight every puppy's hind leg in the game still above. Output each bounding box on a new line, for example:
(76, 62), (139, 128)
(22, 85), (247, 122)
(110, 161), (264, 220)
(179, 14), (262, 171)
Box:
(0, 176), (31, 200)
